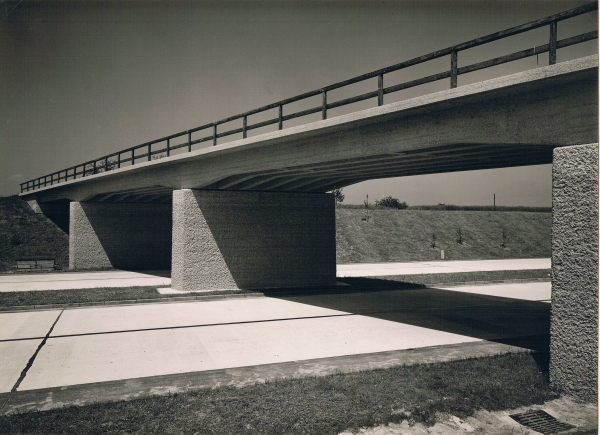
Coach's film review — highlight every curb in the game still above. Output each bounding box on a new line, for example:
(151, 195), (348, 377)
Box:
(0, 292), (265, 313)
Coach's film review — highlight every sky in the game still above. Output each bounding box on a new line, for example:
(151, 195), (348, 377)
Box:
(0, 0), (597, 205)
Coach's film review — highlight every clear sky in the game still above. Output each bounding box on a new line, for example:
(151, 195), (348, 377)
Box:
(1, 0), (597, 205)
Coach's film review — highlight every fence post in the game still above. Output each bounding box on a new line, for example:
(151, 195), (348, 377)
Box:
(549, 21), (557, 65)
(279, 104), (283, 130)
(451, 49), (458, 88)
(117, 153), (121, 168)
(243, 115), (247, 139)
(322, 91), (327, 120)
(213, 124), (217, 146)
(148, 143), (152, 161)
(188, 131), (192, 152)
(378, 74), (384, 106)
(167, 138), (170, 157)
(132, 148), (135, 165)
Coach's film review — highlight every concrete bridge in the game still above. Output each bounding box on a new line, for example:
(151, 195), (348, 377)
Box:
(22, 55), (598, 291)
(20, 38), (598, 403)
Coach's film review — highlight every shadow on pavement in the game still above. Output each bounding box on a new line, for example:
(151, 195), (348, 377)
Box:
(263, 277), (550, 373)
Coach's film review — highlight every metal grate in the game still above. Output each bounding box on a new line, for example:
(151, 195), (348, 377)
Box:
(509, 410), (575, 434)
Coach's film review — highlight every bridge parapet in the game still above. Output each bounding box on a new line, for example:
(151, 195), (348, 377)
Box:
(20, 2), (597, 195)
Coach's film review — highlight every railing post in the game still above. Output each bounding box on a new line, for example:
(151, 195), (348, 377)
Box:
(167, 138), (171, 157)
(243, 115), (247, 139)
(378, 74), (384, 106)
(188, 131), (192, 152)
(213, 124), (217, 146)
(549, 21), (557, 65)
(117, 153), (121, 168)
(132, 148), (135, 165)
(322, 91), (327, 120)
(148, 143), (152, 161)
(450, 49), (458, 88)
(278, 104), (283, 130)
(93, 160), (97, 174)
(105, 157), (108, 171)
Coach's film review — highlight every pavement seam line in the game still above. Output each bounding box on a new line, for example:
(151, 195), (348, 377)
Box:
(10, 310), (64, 393)
(48, 313), (355, 339)
(0, 336), (46, 343)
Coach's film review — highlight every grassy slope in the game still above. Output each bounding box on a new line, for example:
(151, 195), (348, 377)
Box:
(0, 196), (550, 271)
(336, 208), (551, 263)
(0, 196), (69, 271)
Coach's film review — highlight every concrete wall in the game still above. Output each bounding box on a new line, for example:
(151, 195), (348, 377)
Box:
(70, 202), (172, 270)
(550, 143), (598, 403)
(171, 189), (336, 291)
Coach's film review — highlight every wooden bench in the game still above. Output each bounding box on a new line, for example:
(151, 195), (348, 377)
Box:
(15, 258), (56, 271)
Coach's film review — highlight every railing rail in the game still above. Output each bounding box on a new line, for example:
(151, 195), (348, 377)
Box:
(21, 2), (598, 193)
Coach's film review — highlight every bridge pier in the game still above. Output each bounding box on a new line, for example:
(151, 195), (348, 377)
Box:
(550, 143), (598, 403)
(171, 189), (336, 291)
(69, 201), (172, 271)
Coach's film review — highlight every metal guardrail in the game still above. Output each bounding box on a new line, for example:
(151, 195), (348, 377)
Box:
(21, 2), (598, 193)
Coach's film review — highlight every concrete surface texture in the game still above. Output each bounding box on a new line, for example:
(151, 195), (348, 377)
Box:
(171, 189), (336, 291)
(16, 303), (480, 391)
(0, 279), (552, 412)
(69, 201), (172, 271)
(550, 143), (598, 403)
(336, 258), (550, 277)
(21, 56), (598, 204)
(438, 282), (551, 302)
(0, 271), (170, 292)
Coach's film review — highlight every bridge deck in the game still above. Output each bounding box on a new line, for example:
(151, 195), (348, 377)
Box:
(21, 55), (598, 203)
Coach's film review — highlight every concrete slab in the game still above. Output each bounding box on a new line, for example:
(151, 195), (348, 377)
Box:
(3, 341), (527, 415)
(19, 315), (480, 390)
(51, 298), (346, 337)
(0, 271), (170, 292)
(437, 282), (552, 302)
(337, 258), (550, 277)
(0, 310), (61, 340)
(0, 340), (42, 393)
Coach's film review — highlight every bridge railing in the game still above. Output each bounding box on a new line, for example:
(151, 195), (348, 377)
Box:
(21, 2), (597, 193)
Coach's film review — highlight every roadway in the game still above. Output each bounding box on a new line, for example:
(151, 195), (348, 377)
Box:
(0, 259), (551, 414)
(0, 258), (550, 292)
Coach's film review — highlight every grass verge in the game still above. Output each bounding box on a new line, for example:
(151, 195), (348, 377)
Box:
(0, 286), (252, 308)
(369, 268), (551, 286)
(0, 269), (550, 308)
(0, 352), (555, 435)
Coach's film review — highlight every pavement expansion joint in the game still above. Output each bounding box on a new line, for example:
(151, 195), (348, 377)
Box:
(48, 312), (356, 339)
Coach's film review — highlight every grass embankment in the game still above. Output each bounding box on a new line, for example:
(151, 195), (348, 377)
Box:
(0, 196), (551, 271)
(0, 287), (252, 309)
(0, 196), (68, 271)
(0, 352), (555, 435)
(0, 269), (550, 308)
(336, 208), (551, 263)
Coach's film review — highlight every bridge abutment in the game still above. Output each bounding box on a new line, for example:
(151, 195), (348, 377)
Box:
(171, 189), (336, 291)
(550, 143), (598, 403)
(69, 201), (172, 271)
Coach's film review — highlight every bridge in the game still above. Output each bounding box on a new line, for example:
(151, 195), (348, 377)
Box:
(18, 4), (598, 401)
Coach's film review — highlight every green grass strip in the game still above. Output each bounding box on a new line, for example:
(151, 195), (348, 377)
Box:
(0, 352), (555, 434)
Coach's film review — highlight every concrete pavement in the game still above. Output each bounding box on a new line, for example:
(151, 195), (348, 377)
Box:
(336, 258), (550, 277)
(0, 258), (550, 292)
(0, 270), (170, 292)
(0, 263), (552, 414)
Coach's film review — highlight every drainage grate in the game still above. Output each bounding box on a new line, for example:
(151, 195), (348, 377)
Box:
(509, 410), (575, 434)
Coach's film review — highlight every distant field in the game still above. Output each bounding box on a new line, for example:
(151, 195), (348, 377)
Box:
(336, 208), (551, 263)
(0, 196), (550, 271)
